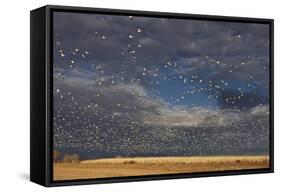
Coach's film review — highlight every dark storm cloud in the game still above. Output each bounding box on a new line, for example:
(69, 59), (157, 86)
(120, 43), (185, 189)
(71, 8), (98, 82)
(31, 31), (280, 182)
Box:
(54, 12), (269, 81)
(217, 88), (268, 109)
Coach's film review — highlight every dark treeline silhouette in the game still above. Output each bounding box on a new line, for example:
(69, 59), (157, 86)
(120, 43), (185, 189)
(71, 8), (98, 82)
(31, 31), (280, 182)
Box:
(53, 150), (80, 163)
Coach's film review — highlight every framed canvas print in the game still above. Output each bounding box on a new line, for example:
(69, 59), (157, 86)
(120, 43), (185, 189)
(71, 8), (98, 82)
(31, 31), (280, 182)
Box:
(30, 5), (274, 187)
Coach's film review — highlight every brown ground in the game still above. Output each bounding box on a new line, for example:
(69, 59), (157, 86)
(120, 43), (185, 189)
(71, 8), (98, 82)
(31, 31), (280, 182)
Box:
(53, 155), (270, 181)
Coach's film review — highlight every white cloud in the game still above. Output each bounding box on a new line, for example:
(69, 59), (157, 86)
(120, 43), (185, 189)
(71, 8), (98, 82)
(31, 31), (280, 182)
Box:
(54, 70), (269, 130)
(142, 104), (269, 129)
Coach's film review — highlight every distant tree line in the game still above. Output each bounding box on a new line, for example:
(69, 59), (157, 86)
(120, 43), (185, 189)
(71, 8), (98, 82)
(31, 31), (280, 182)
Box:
(53, 150), (80, 163)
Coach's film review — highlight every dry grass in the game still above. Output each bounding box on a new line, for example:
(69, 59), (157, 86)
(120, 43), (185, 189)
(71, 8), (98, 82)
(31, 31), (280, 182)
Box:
(53, 155), (270, 181)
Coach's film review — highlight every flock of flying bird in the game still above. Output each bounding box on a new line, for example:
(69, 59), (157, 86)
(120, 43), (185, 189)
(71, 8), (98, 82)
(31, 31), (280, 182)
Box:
(53, 15), (269, 157)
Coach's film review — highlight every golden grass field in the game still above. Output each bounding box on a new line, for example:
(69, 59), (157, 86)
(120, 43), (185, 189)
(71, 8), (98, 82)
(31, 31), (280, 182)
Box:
(53, 155), (270, 181)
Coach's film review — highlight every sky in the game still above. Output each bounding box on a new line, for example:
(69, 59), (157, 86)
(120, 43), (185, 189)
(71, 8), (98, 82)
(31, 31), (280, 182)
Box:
(52, 11), (270, 159)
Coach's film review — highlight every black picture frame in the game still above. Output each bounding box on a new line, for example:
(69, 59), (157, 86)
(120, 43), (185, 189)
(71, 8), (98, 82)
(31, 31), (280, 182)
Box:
(30, 5), (274, 187)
